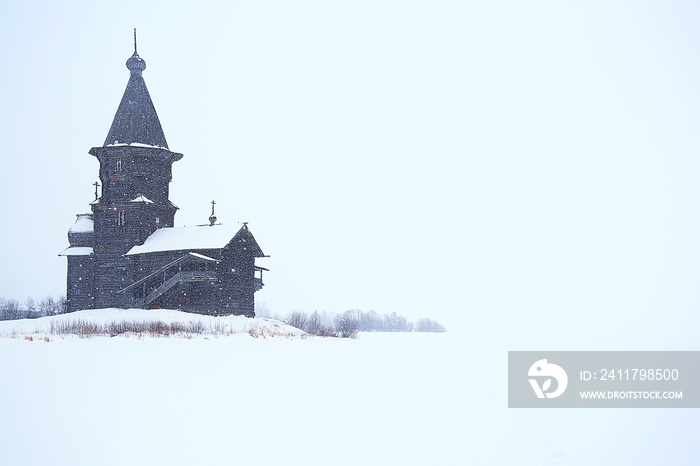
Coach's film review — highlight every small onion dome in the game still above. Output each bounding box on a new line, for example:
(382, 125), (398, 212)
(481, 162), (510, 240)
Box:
(209, 200), (217, 226)
(68, 214), (95, 247)
(126, 51), (146, 76)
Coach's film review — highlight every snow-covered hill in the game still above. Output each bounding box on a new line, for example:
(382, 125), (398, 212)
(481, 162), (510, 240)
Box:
(0, 308), (305, 339)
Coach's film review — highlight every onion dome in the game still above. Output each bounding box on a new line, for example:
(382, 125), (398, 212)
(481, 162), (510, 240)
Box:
(126, 51), (146, 76)
(68, 214), (95, 247)
(126, 28), (146, 76)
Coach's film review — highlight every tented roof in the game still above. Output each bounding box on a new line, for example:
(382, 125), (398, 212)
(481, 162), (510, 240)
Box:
(103, 50), (169, 149)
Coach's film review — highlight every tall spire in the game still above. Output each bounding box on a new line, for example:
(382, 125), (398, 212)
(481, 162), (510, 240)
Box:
(104, 30), (168, 148)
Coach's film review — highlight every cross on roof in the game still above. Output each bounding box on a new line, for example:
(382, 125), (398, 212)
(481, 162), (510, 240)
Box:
(209, 200), (217, 226)
(93, 181), (100, 200)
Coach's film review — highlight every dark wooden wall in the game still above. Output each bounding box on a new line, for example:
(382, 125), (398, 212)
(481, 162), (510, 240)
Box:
(217, 242), (257, 317)
(66, 256), (95, 312)
(88, 145), (181, 309)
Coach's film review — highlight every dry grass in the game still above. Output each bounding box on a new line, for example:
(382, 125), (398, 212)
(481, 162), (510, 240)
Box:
(1, 315), (304, 341)
(48, 319), (212, 338)
(37, 318), (301, 339)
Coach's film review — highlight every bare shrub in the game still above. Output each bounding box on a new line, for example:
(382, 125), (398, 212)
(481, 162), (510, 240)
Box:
(335, 314), (359, 339)
(299, 311), (335, 336)
(81, 321), (103, 338)
(50, 320), (73, 335)
(107, 320), (130, 336)
(211, 320), (226, 335)
(169, 321), (187, 334)
(147, 320), (169, 335)
(50, 320), (105, 338)
(187, 320), (205, 334)
(319, 326), (337, 337)
(285, 311), (308, 331)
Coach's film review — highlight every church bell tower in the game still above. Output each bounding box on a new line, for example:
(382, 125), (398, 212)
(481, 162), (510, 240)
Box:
(88, 31), (183, 308)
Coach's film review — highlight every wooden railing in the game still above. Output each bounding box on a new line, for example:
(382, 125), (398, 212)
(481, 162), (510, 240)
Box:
(144, 270), (217, 305)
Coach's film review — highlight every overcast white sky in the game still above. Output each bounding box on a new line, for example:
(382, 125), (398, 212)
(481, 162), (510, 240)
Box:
(1, 1), (699, 337)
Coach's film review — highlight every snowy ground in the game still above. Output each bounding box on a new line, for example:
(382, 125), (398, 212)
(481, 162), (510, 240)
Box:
(0, 310), (698, 465)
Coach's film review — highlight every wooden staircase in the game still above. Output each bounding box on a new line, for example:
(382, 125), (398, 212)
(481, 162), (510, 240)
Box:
(144, 270), (218, 305)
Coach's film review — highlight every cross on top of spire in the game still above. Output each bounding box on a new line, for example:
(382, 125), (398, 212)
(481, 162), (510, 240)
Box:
(126, 28), (146, 76)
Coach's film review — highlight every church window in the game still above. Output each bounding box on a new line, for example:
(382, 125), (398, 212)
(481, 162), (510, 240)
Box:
(155, 217), (160, 224)
(116, 159), (122, 173)
(117, 211), (126, 226)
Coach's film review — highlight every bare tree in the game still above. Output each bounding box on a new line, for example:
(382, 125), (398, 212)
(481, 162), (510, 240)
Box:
(25, 297), (35, 313)
(58, 296), (67, 315)
(0, 299), (22, 321)
(358, 310), (380, 331)
(38, 296), (67, 316)
(305, 311), (322, 334)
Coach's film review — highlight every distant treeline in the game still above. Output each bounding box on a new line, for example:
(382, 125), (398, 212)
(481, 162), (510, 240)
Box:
(0, 296), (67, 321)
(259, 308), (446, 336)
(1, 297), (447, 336)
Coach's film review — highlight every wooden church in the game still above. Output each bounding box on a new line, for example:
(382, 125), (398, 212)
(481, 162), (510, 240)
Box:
(59, 35), (267, 317)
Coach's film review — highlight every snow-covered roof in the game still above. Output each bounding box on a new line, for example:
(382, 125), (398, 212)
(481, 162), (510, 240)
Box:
(126, 224), (241, 255)
(59, 247), (94, 256)
(69, 215), (94, 233)
(130, 194), (154, 204)
(189, 252), (219, 262)
(105, 142), (168, 150)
